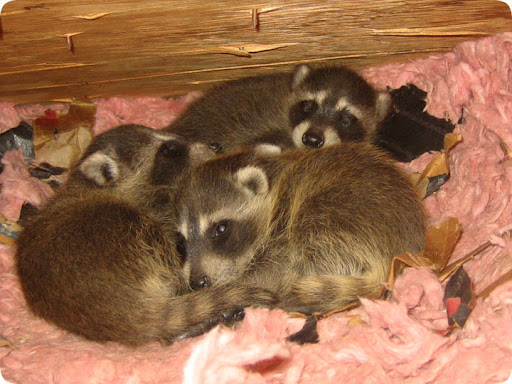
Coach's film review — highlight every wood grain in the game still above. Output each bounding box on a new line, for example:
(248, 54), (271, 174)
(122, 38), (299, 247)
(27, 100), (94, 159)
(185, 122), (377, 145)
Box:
(0, 0), (511, 103)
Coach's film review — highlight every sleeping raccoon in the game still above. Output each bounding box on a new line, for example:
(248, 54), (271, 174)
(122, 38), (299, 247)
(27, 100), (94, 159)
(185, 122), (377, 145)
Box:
(176, 143), (426, 314)
(164, 64), (390, 153)
(15, 124), (278, 346)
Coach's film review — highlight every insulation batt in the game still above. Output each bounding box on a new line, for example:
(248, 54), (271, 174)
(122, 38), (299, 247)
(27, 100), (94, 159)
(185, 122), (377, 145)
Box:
(2, 32), (512, 383)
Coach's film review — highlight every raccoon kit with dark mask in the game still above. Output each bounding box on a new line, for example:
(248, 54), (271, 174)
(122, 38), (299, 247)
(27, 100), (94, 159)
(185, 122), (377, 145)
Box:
(164, 64), (391, 153)
(15, 124), (278, 346)
(176, 143), (426, 315)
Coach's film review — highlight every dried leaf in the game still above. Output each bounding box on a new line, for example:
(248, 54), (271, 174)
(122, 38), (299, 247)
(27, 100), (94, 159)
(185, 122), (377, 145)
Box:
(319, 300), (361, 318)
(443, 266), (474, 328)
(499, 137), (512, 162)
(387, 217), (461, 290)
(413, 132), (462, 198)
(439, 241), (492, 281)
(477, 268), (512, 299)
(424, 217), (461, 272)
(347, 315), (369, 328)
(34, 101), (96, 169)
(0, 335), (12, 348)
(35, 127), (93, 169)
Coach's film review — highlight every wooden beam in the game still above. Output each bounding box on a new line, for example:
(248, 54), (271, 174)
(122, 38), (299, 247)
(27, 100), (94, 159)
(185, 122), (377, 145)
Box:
(1, 0), (511, 103)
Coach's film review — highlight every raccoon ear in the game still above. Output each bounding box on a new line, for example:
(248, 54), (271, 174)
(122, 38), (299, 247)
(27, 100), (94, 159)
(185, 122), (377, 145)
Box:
(235, 166), (269, 197)
(78, 151), (120, 186)
(376, 91), (392, 121)
(292, 64), (311, 90)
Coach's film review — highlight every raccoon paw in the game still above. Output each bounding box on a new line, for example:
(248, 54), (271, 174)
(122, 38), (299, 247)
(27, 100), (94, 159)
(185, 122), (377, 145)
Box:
(221, 307), (245, 323)
(286, 316), (319, 345)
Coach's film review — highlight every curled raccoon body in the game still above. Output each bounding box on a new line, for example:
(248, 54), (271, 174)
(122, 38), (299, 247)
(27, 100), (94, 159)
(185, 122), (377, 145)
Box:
(15, 125), (277, 346)
(176, 143), (426, 314)
(165, 64), (390, 153)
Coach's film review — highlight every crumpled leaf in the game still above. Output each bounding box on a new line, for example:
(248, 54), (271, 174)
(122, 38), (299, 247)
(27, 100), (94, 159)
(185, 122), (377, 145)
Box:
(33, 101), (96, 169)
(388, 217), (461, 290)
(477, 268), (512, 299)
(413, 132), (463, 198)
(0, 335), (12, 348)
(443, 266), (475, 328)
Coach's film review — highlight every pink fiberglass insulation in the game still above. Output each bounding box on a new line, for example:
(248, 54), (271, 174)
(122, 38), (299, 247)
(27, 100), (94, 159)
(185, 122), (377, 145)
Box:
(1, 32), (512, 384)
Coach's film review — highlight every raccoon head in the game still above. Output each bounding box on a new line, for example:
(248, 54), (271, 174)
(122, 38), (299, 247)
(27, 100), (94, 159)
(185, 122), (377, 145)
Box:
(75, 124), (214, 189)
(288, 65), (390, 149)
(176, 158), (272, 290)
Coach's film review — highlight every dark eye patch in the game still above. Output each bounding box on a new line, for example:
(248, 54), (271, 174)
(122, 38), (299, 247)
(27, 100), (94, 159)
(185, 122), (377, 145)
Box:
(176, 232), (187, 265)
(289, 100), (319, 128)
(158, 140), (187, 158)
(208, 219), (258, 258)
(335, 110), (365, 142)
(338, 110), (357, 128)
(150, 140), (189, 185)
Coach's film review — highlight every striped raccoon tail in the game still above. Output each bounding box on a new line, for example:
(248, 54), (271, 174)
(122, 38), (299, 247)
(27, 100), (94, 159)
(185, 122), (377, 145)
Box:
(278, 271), (386, 315)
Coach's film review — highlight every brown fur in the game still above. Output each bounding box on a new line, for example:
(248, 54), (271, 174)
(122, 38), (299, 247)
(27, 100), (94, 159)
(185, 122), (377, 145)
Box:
(164, 64), (390, 153)
(176, 143), (426, 314)
(15, 125), (278, 346)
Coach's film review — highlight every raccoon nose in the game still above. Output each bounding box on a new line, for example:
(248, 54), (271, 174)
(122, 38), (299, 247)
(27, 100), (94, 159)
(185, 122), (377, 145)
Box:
(302, 131), (324, 148)
(190, 275), (211, 290)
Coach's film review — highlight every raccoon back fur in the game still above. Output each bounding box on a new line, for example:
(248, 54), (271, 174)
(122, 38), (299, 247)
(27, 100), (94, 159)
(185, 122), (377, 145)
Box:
(15, 125), (277, 346)
(176, 143), (426, 314)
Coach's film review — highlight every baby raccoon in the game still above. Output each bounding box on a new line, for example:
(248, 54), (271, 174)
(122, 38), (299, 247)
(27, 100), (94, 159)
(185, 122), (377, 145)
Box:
(176, 143), (426, 314)
(165, 64), (390, 153)
(15, 124), (277, 346)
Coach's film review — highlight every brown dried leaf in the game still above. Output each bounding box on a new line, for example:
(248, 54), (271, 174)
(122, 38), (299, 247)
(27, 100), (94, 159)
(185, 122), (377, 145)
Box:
(439, 241), (492, 281)
(34, 101), (96, 168)
(413, 132), (462, 198)
(387, 217), (461, 290)
(0, 335), (12, 348)
(35, 127), (93, 169)
(477, 268), (512, 299)
(388, 251), (436, 289)
(424, 217), (461, 271)
(444, 266), (475, 328)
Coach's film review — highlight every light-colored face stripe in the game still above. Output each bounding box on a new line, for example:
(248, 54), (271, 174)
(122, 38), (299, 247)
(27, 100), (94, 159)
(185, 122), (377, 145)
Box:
(198, 207), (242, 236)
(292, 121), (310, 148)
(335, 97), (364, 120)
(322, 128), (342, 146)
(177, 220), (189, 239)
(304, 91), (328, 105)
(153, 131), (177, 141)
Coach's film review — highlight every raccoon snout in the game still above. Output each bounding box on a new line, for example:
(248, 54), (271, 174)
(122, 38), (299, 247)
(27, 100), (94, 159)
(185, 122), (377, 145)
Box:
(190, 275), (211, 290)
(302, 131), (324, 148)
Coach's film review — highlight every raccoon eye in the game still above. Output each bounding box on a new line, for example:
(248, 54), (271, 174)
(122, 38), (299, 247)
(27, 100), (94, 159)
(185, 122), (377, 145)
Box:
(212, 220), (230, 238)
(339, 111), (357, 128)
(300, 100), (318, 115)
(158, 140), (186, 158)
(209, 142), (223, 153)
